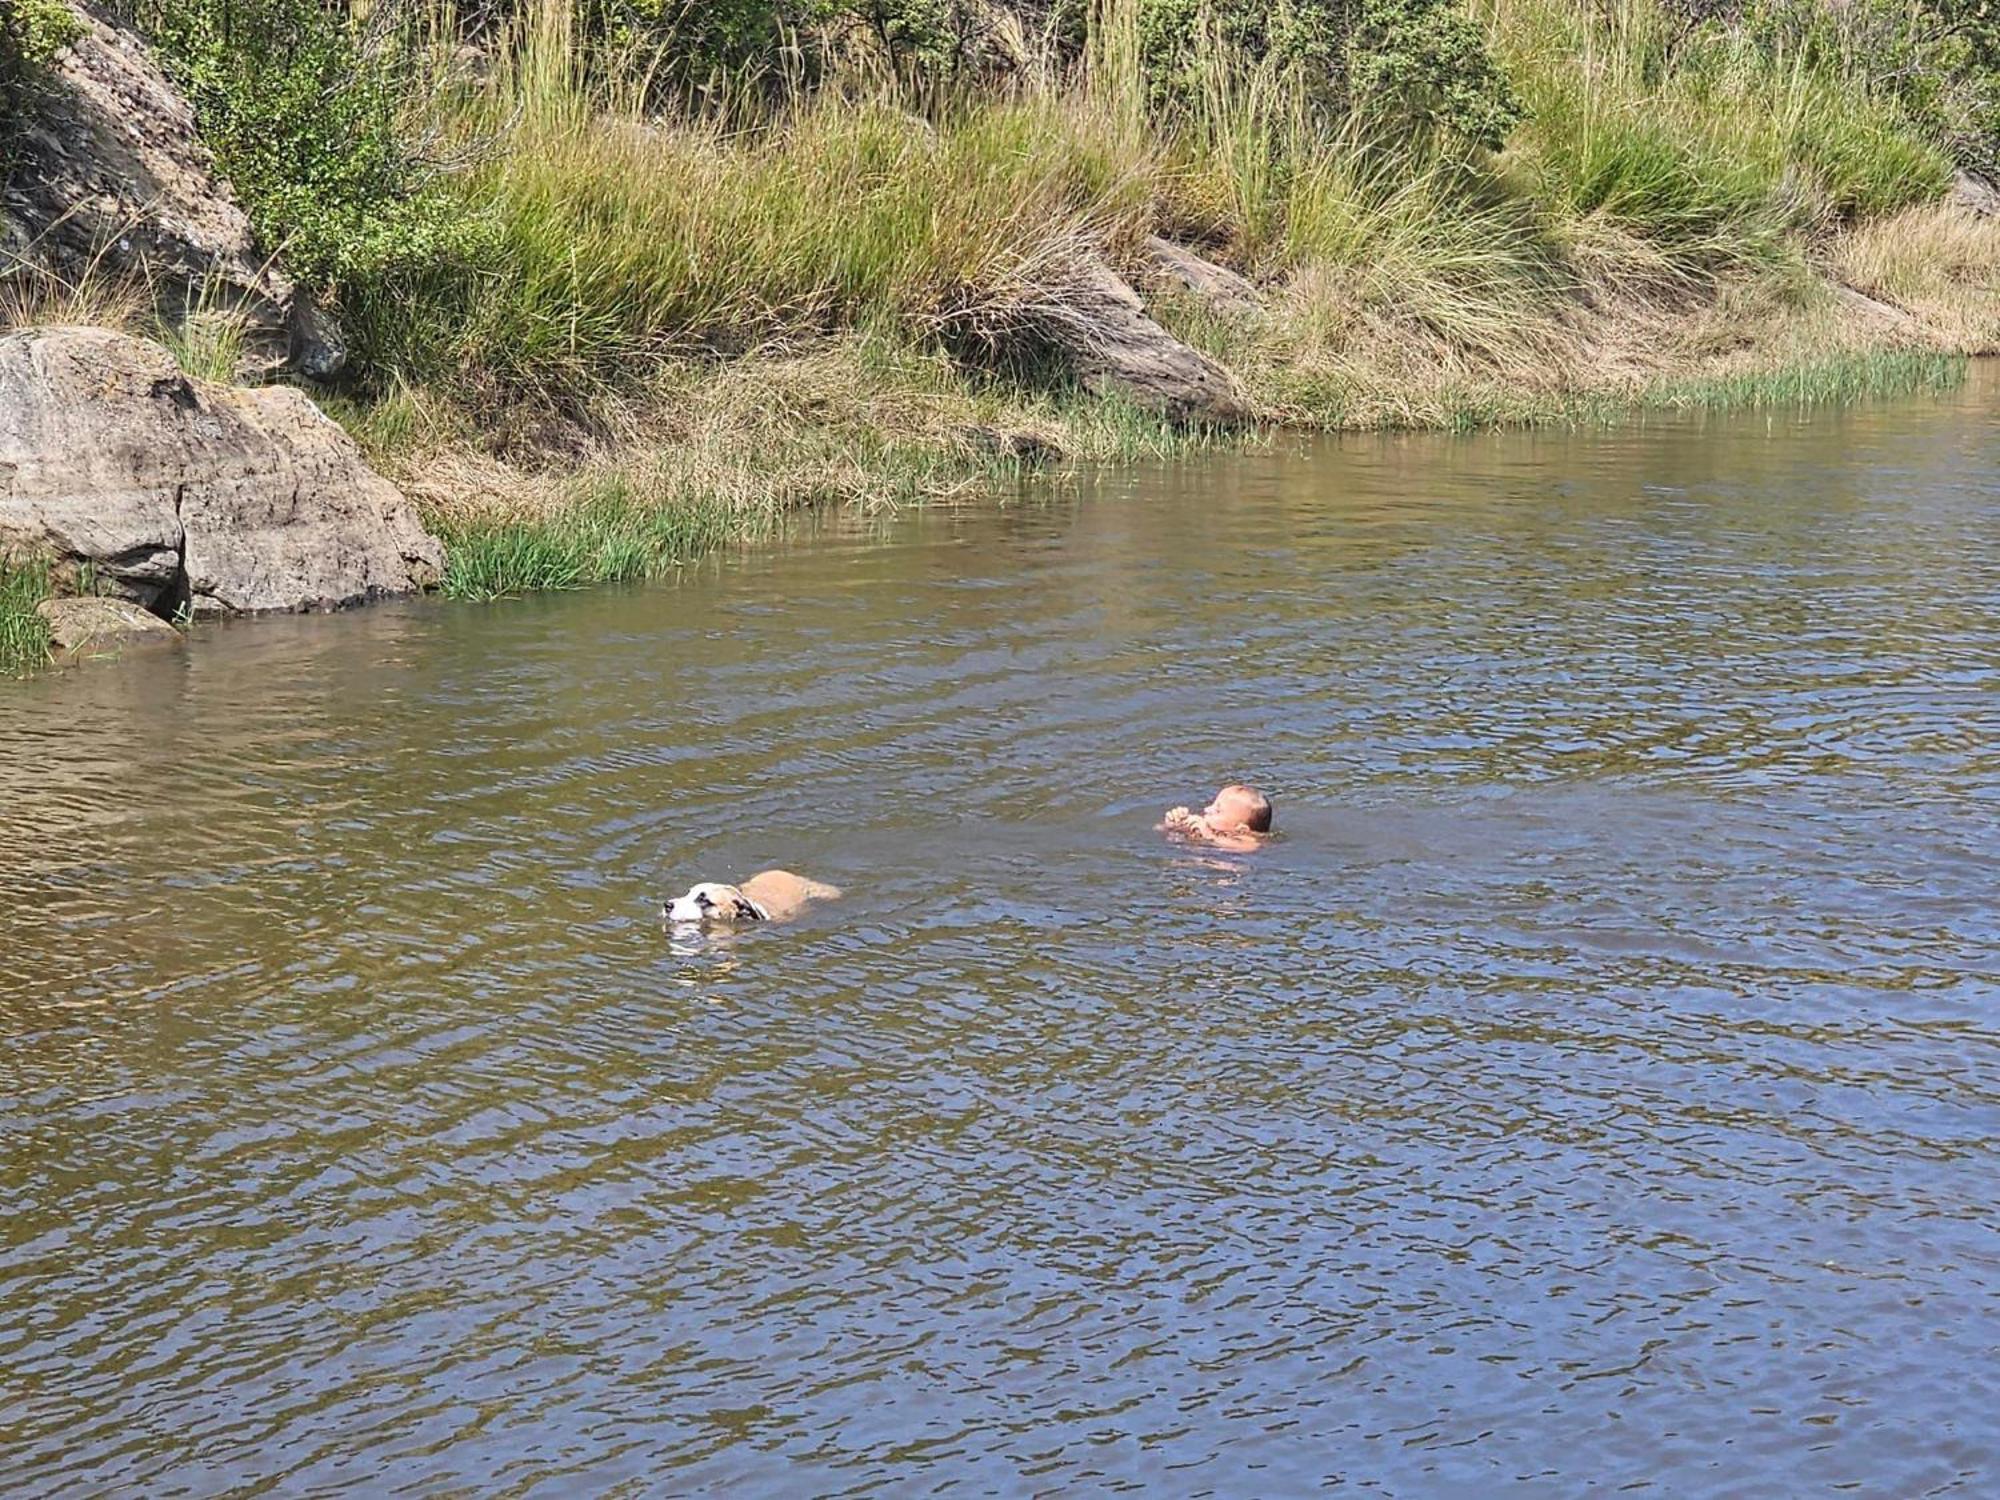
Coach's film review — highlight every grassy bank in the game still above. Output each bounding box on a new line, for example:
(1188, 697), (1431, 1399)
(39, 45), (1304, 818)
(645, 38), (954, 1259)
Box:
(315, 0), (1995, 596)
(8, 0), (1999, 622)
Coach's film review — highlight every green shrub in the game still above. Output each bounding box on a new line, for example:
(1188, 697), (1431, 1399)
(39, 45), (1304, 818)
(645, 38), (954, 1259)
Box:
(1735, 0), (2000, 172)
(1136, 0), (1519, 148)
(1, 0), (82, 162)
(1497, 0), (1950, 276)
(465, 1), (1065, 98)
(116, 0), (487, 339)
(1348, 0), (1521, 149)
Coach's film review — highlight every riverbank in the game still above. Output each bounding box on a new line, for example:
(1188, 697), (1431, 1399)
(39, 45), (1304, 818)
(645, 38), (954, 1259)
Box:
(357, 333), (1983, 608)
(265, 0), (2000, 597)
(5, 0), (2000, 674)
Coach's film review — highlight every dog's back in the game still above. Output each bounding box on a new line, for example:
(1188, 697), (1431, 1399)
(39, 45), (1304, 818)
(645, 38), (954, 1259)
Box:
(740, 869), (842, 919)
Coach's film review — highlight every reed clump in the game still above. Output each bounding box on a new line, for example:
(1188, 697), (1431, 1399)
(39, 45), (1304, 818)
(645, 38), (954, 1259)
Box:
(0, 561), (55, 677)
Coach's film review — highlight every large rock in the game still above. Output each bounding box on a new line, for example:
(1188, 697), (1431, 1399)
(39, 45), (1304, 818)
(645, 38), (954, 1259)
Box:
(0, 5), (344, 377)
(36, 595), (181, 652)
(1036, 259), (1250, 426)
(0, 327), (442, 614)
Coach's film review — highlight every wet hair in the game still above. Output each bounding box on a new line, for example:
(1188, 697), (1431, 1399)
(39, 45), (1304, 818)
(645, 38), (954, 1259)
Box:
(1222, 784), (1273, 833)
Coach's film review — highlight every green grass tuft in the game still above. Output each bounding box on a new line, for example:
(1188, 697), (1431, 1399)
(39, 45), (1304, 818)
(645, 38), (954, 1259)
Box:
(430, 477), (754, 601)
(1642, 349), (1966, 410)
(0, 560), (55, 676)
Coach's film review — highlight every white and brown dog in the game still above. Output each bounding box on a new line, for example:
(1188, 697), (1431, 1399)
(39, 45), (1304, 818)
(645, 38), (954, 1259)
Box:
(665, 870), (842, 927)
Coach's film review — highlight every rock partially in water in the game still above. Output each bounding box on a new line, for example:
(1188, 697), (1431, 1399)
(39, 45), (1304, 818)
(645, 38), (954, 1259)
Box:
(0, 327), (443, 615)
(0, 5), (343, 377)
(36, 595), (181, 653)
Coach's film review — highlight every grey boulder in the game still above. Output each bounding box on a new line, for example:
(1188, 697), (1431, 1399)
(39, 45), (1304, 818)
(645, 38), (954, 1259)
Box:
(36, 595), (181, 652)
(1037, 258), (1251, 426)
(1137, 236), (1263, 317)
(1949, 170), (2000, 219)
(0, 326), (443, 615)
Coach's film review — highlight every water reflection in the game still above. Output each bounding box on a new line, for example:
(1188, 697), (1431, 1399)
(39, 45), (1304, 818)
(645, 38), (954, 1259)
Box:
(2, 378), (1998, 1493)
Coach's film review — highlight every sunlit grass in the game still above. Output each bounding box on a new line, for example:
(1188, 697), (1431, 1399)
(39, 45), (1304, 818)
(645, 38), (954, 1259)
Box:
(0, 560), (54, 676)
(1640, 348), (1965, 410)
(1491, 0), (1952, 282)
(8, 0), (1978, 670)
(429, 478), (749, 599)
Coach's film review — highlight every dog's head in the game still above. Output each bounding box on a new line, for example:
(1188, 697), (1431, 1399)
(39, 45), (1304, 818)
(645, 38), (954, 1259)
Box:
(664, 882), (769, 926)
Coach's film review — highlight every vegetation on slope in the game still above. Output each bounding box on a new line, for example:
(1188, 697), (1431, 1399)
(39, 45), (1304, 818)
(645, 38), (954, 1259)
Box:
(8, 0), (1999, 608)
(0, 0), (80, 167)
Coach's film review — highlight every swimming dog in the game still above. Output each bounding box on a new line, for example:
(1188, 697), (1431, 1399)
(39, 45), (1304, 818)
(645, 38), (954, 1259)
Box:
(664, 870), (842, 926)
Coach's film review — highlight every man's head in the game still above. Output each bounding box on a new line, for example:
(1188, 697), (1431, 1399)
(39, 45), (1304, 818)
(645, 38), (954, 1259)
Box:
(1204, 783), (1273, 834)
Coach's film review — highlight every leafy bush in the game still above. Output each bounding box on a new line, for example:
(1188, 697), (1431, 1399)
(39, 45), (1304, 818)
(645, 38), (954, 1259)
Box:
(463, 0), (1056, 96)
(116, 0), (486, 329)
(1348, 0), (1521, 149)
(1136, 0), (1520, 148)
(1, 0), (82, 159)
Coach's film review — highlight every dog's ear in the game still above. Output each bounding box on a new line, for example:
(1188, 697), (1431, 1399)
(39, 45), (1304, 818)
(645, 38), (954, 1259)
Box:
(734, 896), (767, 922)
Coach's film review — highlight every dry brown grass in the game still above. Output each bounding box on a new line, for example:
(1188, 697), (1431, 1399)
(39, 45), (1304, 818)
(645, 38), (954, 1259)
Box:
(1166, 243), (1986, 433)
(0, 264), (146, 335)
(368, 339), (1071, 530)
(1831, 204), (2000, 353)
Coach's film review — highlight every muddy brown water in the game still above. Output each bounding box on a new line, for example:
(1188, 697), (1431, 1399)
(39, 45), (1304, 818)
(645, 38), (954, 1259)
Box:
(3, 377), (1998, 1494)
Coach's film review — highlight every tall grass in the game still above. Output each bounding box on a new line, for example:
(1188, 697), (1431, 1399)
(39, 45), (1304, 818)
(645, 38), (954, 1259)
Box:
(1494, 0), (1952, 282)
(366, 7), (1154, 415)
(1642, 348), (1966, 410)
(334, 0), (1966, 434)
(430, 477), (748, 599)
(184, 0), (1975, 618)
(0, 0), (1982, 677)
(1835, 201), (2000, 350)
(1, 560), (54, 675)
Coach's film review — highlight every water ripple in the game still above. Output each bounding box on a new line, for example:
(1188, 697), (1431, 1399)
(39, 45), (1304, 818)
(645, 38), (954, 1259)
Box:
(3, 383), (1999, 1493)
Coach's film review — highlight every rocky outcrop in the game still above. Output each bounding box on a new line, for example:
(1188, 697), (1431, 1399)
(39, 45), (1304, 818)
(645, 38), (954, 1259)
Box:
(1136, 236), (1263, 318)
(0, 327), (442, 615)
(36, 595), (181, 652)
(1040, 259), (1251, 426)
(0, 5), (343, 377)
(1829, 280), (1921, 333)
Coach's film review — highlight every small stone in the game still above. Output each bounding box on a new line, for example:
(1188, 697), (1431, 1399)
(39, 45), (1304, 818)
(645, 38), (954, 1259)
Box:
(35, 595), (179, 653)
(1949, 170), (2000, 219)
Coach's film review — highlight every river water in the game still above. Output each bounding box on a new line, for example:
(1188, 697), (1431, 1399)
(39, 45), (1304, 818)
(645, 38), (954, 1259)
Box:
(4, 379), (1998, 1494)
